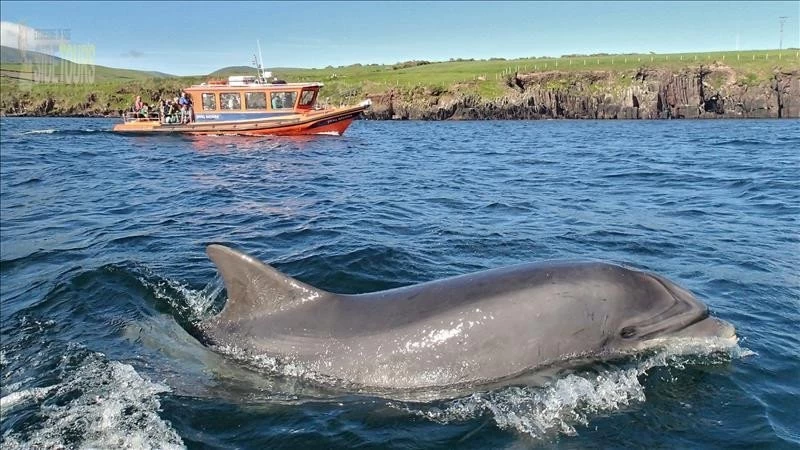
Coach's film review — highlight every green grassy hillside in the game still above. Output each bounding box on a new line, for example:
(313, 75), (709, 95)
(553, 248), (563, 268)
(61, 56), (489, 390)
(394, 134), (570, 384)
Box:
(266, 49), (800, 100)
(2, 49), (798, 115)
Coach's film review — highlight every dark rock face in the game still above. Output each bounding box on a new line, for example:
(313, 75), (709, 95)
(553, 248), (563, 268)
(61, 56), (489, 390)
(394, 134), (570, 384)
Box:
(362, 65), (800, 121)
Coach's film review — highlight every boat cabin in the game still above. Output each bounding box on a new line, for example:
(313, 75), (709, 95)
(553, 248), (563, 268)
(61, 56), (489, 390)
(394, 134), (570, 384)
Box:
(184, 77), (323, 122)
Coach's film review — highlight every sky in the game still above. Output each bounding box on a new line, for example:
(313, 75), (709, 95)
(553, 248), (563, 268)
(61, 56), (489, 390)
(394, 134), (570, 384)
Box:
(1, 1), (798, 75)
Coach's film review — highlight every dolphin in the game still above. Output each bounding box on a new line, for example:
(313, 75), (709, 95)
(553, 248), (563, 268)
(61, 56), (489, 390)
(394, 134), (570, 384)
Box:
(199, 244), (736, 394)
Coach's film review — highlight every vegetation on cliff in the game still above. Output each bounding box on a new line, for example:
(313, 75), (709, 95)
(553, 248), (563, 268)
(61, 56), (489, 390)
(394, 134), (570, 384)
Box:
(1, 48), (798, 118)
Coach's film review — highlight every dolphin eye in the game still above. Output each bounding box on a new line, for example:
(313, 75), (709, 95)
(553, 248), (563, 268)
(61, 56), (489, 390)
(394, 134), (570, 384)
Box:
(620, 326), (637, 338)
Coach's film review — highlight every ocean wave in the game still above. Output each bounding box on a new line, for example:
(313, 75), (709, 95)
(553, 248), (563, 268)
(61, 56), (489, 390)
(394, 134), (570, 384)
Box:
(711, 138), (771, 147)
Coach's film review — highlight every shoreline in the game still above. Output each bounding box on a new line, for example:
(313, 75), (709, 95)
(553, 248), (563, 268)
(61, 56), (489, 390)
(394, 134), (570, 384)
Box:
(3, 66), (799, 120)
(2, 113), (797, 120)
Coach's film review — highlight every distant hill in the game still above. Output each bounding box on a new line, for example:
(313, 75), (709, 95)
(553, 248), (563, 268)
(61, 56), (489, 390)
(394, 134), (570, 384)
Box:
(0, 45), (66, 64)
(143, 70), (174, 78)
(0, 45), (175, 81)
(208, 66), (260, 77)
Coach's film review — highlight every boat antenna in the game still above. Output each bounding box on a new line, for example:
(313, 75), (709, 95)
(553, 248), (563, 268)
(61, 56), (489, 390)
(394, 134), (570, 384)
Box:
(256, 39), (269, 83)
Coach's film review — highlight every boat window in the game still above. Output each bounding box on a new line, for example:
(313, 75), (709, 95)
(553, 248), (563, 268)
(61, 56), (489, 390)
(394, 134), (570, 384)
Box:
(270, 91), (297, 109)
(245, 92), (267, 110)
(220, 93), (241, 110)
(201, 93), (216, 111)
(299, 89), (316, 107)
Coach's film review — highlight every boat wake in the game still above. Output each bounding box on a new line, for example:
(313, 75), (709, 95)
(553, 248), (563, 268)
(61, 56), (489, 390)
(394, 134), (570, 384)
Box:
(19, 129), (57, 135)
(18, 128), (112, 136)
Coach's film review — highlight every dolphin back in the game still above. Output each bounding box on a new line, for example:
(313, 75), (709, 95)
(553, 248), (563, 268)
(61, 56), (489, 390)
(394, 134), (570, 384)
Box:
(206, 244), (331, 323)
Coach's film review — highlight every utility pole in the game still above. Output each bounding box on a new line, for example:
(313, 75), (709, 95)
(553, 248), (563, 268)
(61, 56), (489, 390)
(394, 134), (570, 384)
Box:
(779, 16), (788, 50)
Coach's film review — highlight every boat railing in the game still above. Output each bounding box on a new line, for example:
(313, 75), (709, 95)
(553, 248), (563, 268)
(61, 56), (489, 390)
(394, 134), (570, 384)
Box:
(122, 111), (191, 124)
(122, 111), (161, 123)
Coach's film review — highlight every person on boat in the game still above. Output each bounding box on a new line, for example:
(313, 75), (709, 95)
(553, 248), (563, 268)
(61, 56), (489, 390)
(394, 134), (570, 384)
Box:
(283, 92), (294, 108)
(225, 95), (240, 110)
(167, 98), (181, 124)
(271, 94), (282, 109)
(139, 102), (150, 118)
(160, 99), (169, 124)
(133, 95), (143, 116)
(179, 92), (194, 124)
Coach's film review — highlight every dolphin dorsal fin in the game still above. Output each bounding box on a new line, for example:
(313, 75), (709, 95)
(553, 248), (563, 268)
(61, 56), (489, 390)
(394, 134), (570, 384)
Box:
(206, 244), (329, 322)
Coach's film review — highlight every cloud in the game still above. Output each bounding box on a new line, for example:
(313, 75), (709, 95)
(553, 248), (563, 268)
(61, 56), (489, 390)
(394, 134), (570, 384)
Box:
(121, 49), (144, 58)
(0, 21), (69, 55)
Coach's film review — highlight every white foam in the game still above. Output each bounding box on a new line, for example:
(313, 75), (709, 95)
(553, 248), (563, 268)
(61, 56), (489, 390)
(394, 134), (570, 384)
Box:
(0, 348), (9, 368)
(2, 353), (184, 449)
(20, 129), (57, 135)
(404, 338), (750, 439)
(0, 385), (59, 414)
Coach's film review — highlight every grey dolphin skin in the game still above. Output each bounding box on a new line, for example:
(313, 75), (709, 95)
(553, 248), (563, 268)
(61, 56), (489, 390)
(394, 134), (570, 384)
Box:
(200, 244), (736, 393)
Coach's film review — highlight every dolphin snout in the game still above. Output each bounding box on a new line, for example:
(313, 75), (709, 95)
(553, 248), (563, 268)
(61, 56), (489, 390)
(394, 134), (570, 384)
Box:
(674, 317), (736, 341)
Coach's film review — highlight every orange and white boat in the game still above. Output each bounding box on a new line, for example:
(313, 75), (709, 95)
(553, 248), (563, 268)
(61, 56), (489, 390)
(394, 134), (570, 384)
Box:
(113, 74), (371, 136)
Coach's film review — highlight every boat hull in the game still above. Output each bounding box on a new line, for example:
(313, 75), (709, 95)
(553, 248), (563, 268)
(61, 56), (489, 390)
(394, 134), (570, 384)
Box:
(113, 105), (367, 136)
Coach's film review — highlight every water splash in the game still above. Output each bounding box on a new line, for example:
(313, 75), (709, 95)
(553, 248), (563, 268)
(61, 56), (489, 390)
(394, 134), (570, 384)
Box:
(403, 338), (750, 440)
(179, 275), (224, 320)
(137, 270), (223, 322)
(1, 352), (184, 450)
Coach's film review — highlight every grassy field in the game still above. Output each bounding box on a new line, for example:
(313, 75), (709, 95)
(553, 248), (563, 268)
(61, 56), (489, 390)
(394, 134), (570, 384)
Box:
(2, 49), (798, 113)
(214, 49), (799, 101)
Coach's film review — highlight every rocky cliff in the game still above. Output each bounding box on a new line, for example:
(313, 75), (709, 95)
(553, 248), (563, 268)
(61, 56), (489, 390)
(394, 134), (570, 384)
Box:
(363, 65), (800, 120)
